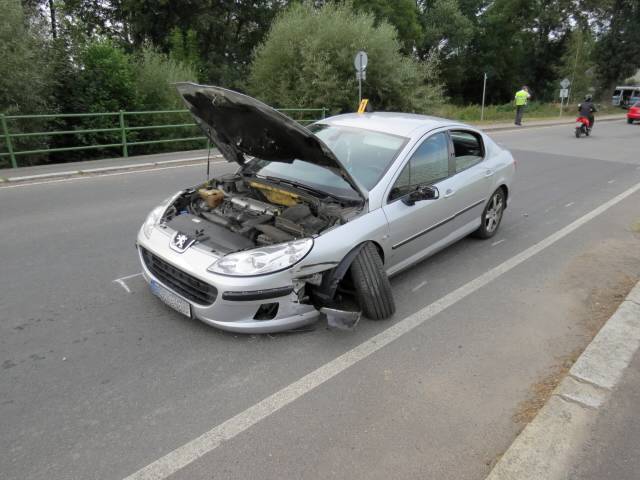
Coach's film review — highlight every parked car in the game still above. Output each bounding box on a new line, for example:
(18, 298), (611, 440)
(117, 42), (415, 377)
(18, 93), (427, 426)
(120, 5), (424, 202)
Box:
(627, 101), (640, 124)
(136, 83), (516, 333)
(612, 86), (640, 108)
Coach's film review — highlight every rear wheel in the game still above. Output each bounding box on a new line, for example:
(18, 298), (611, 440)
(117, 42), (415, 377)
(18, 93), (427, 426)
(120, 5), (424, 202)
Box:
(350, 243), (395, 320)
(628, 118), (634, 124)
(575, 127), (581, 138)
(473, 188), (505, 239)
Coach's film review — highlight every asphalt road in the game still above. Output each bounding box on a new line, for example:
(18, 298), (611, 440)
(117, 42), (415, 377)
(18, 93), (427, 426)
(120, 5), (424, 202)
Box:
(1, 120), (640, 480)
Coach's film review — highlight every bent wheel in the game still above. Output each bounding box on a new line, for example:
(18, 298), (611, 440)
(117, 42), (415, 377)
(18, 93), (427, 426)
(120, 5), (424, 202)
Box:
(473, 188), (505, 239)
(350, 243), (395, 320)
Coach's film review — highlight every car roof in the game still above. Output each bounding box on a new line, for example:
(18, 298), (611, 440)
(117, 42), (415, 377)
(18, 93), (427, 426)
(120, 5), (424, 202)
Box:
(319, 112), (466, 138)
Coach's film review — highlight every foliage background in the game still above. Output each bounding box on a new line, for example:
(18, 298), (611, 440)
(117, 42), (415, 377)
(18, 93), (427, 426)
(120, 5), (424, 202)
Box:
(1, 0), (639, 167)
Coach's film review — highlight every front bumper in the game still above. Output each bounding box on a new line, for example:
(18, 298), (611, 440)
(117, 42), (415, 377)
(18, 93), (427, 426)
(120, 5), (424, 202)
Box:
(137, 227), (320, 333)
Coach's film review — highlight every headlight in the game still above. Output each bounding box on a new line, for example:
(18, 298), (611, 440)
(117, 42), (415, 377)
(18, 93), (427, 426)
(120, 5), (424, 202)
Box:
(142, 192), (182, 239)
(142, 205), (165, 239)
(208, 238), (313, 276)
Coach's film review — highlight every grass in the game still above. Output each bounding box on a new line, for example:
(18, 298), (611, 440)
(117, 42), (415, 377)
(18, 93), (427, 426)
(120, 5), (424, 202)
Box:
(428, 101), (622, 124)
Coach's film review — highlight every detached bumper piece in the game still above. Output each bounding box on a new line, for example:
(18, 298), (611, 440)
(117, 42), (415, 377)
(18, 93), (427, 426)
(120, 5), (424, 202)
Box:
(140, 247), (218, 305)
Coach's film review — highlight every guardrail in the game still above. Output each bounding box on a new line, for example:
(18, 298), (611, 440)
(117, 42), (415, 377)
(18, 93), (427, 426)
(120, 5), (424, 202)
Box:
(0, 107), (327, 169)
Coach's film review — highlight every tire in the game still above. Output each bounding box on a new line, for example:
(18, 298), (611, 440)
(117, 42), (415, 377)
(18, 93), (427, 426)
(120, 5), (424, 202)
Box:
(628, 118), (634, 124)
(575, 127), (581, 138)
(473, 188), (506, 239)
(585, 127), (590, 136)
(350, 242), (395, 320)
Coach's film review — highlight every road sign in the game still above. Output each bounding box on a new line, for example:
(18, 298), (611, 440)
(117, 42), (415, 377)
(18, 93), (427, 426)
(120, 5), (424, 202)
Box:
(356, 70), (366, 81)
(354, 51), (368, 72)
(560, 78), (570, 89)
(559, 88), (569, 99)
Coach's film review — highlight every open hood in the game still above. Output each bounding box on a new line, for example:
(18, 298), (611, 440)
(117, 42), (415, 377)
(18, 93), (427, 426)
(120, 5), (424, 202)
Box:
(176, 83), (366, 201)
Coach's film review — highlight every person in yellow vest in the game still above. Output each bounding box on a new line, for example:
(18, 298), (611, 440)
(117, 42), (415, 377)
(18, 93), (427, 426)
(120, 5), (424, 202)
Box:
(514, 86), (531, 125)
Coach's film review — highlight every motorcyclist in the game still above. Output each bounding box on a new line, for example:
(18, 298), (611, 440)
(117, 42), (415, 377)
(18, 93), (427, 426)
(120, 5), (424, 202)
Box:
(578, 94), (597, 129)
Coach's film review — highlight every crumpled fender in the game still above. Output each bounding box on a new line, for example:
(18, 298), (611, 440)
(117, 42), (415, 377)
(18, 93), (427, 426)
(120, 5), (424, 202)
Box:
(308, 242), (367, 307)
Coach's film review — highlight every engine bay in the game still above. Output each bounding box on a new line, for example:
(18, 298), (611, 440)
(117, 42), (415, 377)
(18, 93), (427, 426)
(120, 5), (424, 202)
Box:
(161, 173), (361, 253)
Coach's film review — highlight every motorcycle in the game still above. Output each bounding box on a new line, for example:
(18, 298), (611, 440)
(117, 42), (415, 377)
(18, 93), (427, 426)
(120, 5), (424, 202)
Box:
(575, 116), (591, 137)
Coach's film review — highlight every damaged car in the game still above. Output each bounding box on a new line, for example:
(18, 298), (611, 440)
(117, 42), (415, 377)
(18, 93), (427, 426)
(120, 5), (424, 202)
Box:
(136, 83), (515, 333)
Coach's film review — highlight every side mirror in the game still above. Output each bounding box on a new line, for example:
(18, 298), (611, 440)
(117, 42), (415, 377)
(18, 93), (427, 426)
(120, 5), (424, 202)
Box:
(402, 185), (439, 206)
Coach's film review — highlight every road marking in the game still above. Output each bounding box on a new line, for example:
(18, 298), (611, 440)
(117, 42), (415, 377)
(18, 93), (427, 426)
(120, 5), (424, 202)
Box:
(411, 280), (428, 292)
(114, 279), (132, 294)
(491, 239), (506, 247)
(0, 161), (226, 190)
(116, 272), (143, 281)
(122, 179), (640, 480)
(565, 202), (574, 207)
(608, 179), (616, 184)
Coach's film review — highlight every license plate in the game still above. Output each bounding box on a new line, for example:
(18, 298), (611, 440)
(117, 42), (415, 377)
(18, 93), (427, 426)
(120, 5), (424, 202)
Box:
(150, 280), (191, 317)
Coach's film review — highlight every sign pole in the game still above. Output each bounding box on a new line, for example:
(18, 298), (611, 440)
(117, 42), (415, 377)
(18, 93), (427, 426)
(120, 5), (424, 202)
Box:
(480, 73), (487, 121)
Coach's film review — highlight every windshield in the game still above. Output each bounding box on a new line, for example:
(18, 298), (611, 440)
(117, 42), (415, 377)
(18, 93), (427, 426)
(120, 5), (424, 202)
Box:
(242, 124), (407, 198)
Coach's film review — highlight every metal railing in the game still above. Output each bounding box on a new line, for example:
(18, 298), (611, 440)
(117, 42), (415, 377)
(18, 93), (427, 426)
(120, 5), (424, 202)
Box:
(0, 107), (327, 169)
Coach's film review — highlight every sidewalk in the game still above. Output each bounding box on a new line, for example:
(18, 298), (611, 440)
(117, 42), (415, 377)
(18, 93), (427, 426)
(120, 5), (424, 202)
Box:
(486, 281), (640, 480)
(0, 114), (625, 184)
(568, 349), (640, 480)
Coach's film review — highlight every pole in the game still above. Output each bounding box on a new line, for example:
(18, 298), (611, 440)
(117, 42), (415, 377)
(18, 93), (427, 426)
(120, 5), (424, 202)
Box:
(481, 73), (487, 121)
(559, 95), (564, 117)
(119, 110), (128, 157)
(0, 114), (17, 169)
(358, 56), (362, 104)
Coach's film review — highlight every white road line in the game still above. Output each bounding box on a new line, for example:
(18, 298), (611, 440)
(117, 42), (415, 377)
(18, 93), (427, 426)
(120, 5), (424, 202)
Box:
(608, 179), (616, 184)
(0, 161), (225, 190)
(114, 279), (132, 294)
(116, 272), (143, 282)
(565, 202), (575, 207)
(491, 239), (506, 247)
(122, 179), (640, 480)
(411, 280), (428, 292)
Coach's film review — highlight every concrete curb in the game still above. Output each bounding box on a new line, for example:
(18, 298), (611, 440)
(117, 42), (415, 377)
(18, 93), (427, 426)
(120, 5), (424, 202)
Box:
(477, 115), (624, 132)
(0, 155), (220, 184)
(0, 116), (625, 185)
(485, 281), (640, 480)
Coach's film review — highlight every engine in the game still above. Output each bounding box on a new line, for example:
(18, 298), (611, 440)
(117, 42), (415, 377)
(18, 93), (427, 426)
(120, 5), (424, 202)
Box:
(162, 173), (359, 249)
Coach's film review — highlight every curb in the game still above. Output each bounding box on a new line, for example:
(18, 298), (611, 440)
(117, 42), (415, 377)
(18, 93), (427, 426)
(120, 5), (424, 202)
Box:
(0, 154), (221, 185)
(485, 281), (640, 480)
(0, 116), (626, 185)
(478, 115), (624, 132)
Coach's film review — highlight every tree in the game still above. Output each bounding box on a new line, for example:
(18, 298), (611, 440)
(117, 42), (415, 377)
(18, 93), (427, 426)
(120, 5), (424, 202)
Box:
(351, 0), (423, 53)
(555, 28), (596, 103)
(0, 0), (51, 114)
(248, 2), (442, 113)
(592, 0), (640, 93)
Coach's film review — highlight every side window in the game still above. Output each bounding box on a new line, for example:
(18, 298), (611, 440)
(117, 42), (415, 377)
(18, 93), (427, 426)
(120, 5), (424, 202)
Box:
(451, 130), (484, 173)
(389, 132), (449, 200)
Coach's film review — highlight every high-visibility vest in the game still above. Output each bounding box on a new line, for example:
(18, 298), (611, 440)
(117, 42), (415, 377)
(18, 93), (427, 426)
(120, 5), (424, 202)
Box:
(515, 90), (529, 106)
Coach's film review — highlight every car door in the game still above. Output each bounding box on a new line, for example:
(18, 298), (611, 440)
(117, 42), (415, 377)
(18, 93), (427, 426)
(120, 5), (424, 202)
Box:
(382, 131), (458, 274)
(445, 130), (494, 233)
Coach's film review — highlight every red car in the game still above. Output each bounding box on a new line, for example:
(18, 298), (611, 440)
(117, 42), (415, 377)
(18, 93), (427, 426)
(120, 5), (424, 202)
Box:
(628, 101), (640, 124)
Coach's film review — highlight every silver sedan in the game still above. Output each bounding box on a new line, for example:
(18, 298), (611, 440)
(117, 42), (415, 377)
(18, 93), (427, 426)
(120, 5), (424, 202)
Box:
(136, 84), (515, 333)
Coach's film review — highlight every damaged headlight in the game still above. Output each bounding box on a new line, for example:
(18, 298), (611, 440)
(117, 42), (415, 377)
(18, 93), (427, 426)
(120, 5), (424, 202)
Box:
(209, 238), (313, 276)
(142, 192), (182, 239)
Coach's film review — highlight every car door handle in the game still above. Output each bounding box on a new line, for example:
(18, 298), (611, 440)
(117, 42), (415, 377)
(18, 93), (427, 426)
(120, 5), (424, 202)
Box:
(484, 169), (495, 177)
(443, 188), (455, 198)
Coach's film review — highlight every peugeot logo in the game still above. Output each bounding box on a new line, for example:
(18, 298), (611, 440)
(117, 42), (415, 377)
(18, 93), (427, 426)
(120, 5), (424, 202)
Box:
(170, 231), (196, 253)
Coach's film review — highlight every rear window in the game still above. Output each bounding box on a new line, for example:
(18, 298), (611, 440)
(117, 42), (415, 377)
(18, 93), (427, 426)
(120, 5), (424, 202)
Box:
(451, 130), (484, 173)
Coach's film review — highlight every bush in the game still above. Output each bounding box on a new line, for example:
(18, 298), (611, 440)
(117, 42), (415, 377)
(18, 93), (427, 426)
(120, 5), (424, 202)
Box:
(248, 2), (442, 114)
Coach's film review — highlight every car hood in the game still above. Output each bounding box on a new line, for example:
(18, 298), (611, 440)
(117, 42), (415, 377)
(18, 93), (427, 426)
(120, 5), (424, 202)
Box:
(176, 82), (366, 201)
